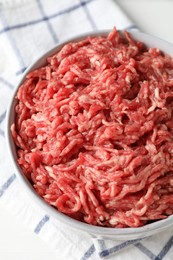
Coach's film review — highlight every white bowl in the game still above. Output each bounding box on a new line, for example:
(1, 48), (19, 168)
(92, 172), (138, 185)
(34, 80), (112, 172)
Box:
(6, 30), (173, 240)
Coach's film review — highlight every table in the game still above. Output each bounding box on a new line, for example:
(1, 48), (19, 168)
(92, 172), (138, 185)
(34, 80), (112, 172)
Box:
(1, 0), (173, 259)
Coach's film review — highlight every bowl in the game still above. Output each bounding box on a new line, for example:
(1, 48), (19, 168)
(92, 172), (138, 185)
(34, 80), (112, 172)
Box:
(6, 30), (173, 240)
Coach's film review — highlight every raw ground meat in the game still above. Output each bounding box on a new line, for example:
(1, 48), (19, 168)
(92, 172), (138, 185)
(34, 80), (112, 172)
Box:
(11, 28), (173, 228)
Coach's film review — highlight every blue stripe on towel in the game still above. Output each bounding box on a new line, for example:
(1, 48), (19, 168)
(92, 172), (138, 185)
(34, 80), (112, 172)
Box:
(16, 67), (27, 76)
(80, 0), (97, 30)
(99, 239), (142, 258)
(97, 239), (107, 251)
(0, 76), (14, 89)
(34, 214), (50, 234)
(0, 174), (16, 197)
(135, 242), (157, 260)
(0, 128), (5, 137)
(0, 111), (6, 124)
(155, 235), (173, 260)
(36, 0), (59, 44)
(135, 237), (173, 260)
(0, 0), (95, 35)
(0, 11), (25, 68)
(81, 244), (96, 260)
(0, 110), (6, 137)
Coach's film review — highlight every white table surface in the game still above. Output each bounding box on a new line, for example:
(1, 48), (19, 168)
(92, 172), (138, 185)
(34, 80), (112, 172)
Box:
(1, 0), (173, 259)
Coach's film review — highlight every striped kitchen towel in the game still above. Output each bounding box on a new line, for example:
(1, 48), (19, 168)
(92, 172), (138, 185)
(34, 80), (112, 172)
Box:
(1, 0), (173, 259)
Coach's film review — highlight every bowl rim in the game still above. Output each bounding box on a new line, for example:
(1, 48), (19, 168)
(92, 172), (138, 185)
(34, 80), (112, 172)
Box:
(6, 29), (173, 239)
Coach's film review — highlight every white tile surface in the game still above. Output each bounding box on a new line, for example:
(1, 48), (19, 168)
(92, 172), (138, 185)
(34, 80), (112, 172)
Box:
(116, 0), (173, 43)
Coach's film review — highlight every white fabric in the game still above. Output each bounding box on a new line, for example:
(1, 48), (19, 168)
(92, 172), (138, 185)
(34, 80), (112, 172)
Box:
(1, 0), (173, 259)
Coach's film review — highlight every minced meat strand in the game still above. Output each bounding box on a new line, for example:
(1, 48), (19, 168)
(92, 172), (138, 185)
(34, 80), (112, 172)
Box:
(11, 28), (173, 228)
